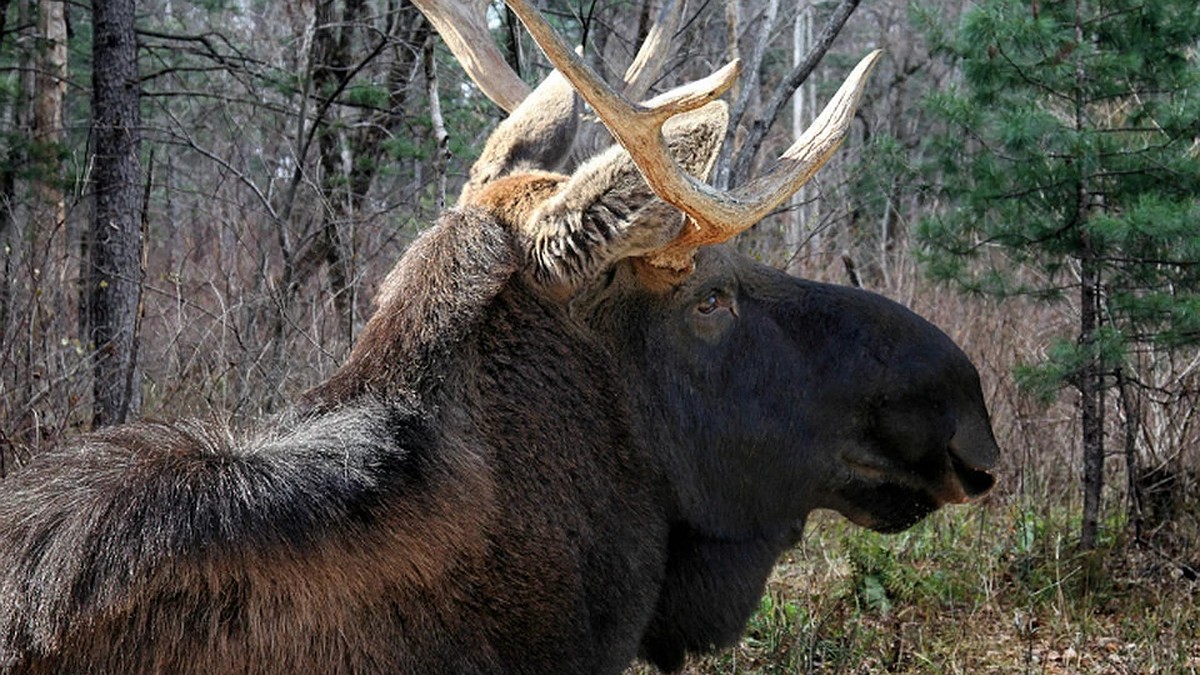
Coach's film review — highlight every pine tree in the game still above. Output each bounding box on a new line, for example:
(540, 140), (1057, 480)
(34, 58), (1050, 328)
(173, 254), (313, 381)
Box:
(918, 0), (1200, 548)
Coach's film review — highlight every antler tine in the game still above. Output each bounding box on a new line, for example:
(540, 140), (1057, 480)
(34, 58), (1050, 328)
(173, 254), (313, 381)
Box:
(412, 0), (530, 112)
(501, 0), (739, 207)
(733, 50), (883, 223)
(503, 0), (880, 272)
(502, 0), (739, 122)
(621, 0), (686, 102)
(647, 49), (883, 269)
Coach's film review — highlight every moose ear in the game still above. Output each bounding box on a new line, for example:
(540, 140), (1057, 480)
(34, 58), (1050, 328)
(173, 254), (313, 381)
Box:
(521, 100), (728, 286)
(459, 71), (580, 204)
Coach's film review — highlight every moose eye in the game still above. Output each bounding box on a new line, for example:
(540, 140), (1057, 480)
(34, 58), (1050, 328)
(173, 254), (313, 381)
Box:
(697, 291), (721, 315)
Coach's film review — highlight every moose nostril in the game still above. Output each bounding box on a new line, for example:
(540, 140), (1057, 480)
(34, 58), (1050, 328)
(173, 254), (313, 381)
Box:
(949, 452), (995, 497)
(946, 414), (999, 499)
(948, 415), (1000, 470)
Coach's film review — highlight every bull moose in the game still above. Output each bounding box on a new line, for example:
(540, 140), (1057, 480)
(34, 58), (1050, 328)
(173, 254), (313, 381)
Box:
(0, 1), (998, 672)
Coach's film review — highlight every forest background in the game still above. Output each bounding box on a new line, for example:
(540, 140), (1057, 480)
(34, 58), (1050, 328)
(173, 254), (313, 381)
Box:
(1, 0), (1197, 671)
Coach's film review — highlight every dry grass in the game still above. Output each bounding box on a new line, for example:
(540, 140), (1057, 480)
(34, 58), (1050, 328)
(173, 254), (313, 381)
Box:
(624, 495), (1199, 674)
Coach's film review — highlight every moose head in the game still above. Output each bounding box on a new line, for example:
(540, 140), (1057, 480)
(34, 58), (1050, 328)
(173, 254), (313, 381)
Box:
(411, 0), (999, 539)
(0, 1), (997, 673)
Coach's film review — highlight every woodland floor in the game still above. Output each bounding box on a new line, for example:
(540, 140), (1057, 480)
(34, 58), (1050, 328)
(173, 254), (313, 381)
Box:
(629, 494), (1200, 674)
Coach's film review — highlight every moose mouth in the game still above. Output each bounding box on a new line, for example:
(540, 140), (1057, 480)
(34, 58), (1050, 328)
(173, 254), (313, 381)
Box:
(845, 449), (994, 504)
(947, 451), (996, 501)
(838, 444), (995, 533)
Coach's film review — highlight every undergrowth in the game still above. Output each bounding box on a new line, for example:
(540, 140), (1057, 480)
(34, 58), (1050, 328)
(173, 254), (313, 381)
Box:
(631, 494), (1200, 674)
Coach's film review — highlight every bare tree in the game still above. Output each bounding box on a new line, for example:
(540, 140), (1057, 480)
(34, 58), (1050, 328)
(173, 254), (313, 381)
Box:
(33, 0), (66, 229)
(722, 0), (861, 191)
(88, 0), (144, 427)
(290, 0), (430, 341)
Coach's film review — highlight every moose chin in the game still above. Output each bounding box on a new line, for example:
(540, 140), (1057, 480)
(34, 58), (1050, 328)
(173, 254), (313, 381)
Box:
(0, 1), (997, 673)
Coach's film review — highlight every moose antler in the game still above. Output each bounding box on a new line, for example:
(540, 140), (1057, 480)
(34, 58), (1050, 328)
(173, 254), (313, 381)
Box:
(410, 0), (531, 112)
(413, 0), (686, 114)
(501, 0), (881, 271)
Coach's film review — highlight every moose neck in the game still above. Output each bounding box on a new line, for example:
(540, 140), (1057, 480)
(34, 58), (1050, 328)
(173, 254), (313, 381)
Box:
(302, 210), (521, 411)
(585, 255), (804, 536)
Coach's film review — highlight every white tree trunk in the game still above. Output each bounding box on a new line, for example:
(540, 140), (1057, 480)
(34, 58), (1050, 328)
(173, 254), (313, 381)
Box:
(787, 1), (815, 272)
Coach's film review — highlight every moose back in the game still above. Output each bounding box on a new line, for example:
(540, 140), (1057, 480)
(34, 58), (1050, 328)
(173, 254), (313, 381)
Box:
(0, 3), (998, 673)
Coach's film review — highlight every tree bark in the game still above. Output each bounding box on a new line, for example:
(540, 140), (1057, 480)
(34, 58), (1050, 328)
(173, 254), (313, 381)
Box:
(424, 35), (450, 210)
(32, 0), (68, 386)
(788, 1), (816, 267)
(0, 0), (25, 349)
(1078, 225), (1104, 550)
(34, 0), (67, 228)
(313, 0), (358, 339)
(0, 0), (29, 446)
(1074, 0), (1103, 550)
(88, 0), (144, 427)
(1115, 367), (1143, 541)
(503, 4), (522, 78)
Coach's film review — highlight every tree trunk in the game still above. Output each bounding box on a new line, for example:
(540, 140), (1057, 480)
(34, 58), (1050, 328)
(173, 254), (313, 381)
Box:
(1115, 367), (1143, 541)
(89, 0), (143, 427)
(0, 0), (28, 457)
(503, 4), (522, 77)
(313, 0), (356, 340)
(0, 0), (25, 357)
(788, 1), (816, 270)
(1078, 231), (1104, 550)
(33, 0), (67, 229)
(33, 0), (68, 380)
(424, 35), (450, 210)
(1074, 0), (1103, 549)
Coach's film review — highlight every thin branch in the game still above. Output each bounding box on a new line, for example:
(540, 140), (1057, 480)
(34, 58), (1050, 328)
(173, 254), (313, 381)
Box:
(727, 0), (860, 188)
(156, 109), (280, 223)
(716, 0), (780, 189)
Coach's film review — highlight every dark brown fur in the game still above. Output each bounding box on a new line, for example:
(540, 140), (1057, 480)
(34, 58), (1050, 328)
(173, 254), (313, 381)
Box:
(1, 211), (667, 673)
(0, 81), (999, 674)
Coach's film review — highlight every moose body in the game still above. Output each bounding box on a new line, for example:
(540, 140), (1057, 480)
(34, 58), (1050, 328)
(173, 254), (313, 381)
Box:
(0, 5), (998, 672)
(0, 212), (676, 673)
